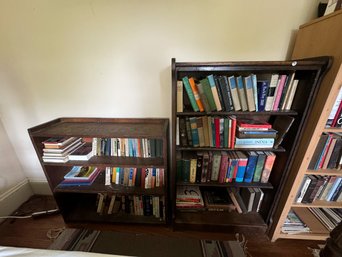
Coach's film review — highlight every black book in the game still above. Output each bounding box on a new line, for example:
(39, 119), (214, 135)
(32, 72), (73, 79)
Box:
(217, 76), (234, 111)
(301, 175), (319, 204)
(327, 137), (342, 169)
(308, 175), (323, 203)
(252, 188), (262, 212)
(179, 118), (188, 147)
(196, 153), (204, 183)
(185, 117), (193, 146)
(135, 168), (141, 187)
(272, 115), (295, 148)
(308, 133), (330, 170)
(214, 76), (226, 111)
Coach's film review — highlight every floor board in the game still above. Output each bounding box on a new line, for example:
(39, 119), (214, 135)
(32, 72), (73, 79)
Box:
(0, 195), (325, 257)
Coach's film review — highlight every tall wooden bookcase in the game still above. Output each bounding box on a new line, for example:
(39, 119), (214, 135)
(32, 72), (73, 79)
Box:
(28, 117), (169, 225)
(270, 10), (342, 241)
(171, 58), (330, 231)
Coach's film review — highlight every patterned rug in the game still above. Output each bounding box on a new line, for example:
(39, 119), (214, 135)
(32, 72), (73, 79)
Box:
(49, 228), (246, 257)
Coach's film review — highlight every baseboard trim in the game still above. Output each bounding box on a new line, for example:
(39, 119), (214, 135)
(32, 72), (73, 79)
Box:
(0, 179), (33, 220)
(29, 179), (52, 195)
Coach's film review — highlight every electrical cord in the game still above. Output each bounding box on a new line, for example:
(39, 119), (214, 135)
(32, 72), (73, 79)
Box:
(0, 208), (59, 219)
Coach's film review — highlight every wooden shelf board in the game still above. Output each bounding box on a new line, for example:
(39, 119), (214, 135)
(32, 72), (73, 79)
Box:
(29, 118), (168, 138)
(323, 127), (342, 133)
(278, 232), (329, 241)
(292, 200), (342, 208)
(176, 146), (285, 152)
(305, 169), (342, 176)
(177, 111), (298, 116)
(176, 181), (273, 189)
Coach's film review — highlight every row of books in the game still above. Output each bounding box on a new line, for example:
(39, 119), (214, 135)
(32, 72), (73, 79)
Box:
(177, 150), (276, 184)
(178, 73), (298, 113)
(177, 116), (294, 149)
(42, 137), (87, 163)
(92, 137), (163, 158)
(296, 175), (342, 204)
(96, 193), (165, 219)
(176, 186), (264, 214)
(326, 86), (342, 127)
(104, 167), (164, 189)
(282, 208), (341, 234)
(59, 166), (102, 187)
(308, 132), (342, 170)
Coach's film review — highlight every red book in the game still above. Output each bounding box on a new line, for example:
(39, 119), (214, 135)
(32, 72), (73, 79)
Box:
(237, 119), (272, 129)
(218, 152), (229, 183)
(332, 100), (342, 127)
(214, 118), (220, 148)
(230, 116), (237, 149)
(260, 152), (276, 183)
(141, 168), (146, 189)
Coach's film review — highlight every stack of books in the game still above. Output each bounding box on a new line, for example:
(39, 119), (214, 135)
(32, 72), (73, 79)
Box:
(227, 187), (264, 214)
(176, 185), (204, 209)
(308, 207), (342, 231)
(42, 137), (83, 163)
(235, 119), (276, 149)
(282, 210), (310, 234)
(59, 166), (101, 187)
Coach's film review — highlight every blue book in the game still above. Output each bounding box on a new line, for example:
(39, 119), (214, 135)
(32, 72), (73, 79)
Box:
(235, 151), (248, 182)
(257, 81), (269, 111)
(251, 74), (258, 112)
(235, 138), (274, 148)
(326, 177), (342, 201)
(244, 151), (258, 183)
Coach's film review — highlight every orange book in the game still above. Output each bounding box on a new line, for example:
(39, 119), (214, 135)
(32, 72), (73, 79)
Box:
(188, 77), (204, 112)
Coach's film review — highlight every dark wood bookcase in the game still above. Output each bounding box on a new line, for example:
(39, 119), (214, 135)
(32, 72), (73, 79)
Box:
(171, 58), (330, 231)
(28, 117), (169, 225)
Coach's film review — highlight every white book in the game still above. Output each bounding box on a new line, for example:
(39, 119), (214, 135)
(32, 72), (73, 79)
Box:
(176, 117), (180, 146)
(265, 74), (279, 111)
(296, 176), (312, 203)
(105, 167), (111, 186)
(256, 188), (264, 212)
(284, 79), (299, 110)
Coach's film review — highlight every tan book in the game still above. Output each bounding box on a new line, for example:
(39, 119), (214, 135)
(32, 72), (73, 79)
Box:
(177, 80), (183, 112)
(189, 158), (197, 183)
(202, 116), (210, 147)
(196, 117), (205, 147)
(243, 75), (256, 112)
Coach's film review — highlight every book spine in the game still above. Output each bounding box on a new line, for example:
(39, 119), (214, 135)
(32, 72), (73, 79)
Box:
(251, 74), (258, 112)
(260, 152), (276, 183)
(188, 77), (204, 112)
(208, 74), (222, 111)
(284, 79), (299, 110)
(236, 156), (248, 183)
(272, 74), (287, 111)
(244, 75), (256, 112)
(265, 74), (279, 111)
(244, 153), (257, 183)
(200, 77), (217, 111)
(228, 76), (241, 111)
(257, 81), (269, 112)
(177, 80), (183, 112)
(182, 76), (199, 112)
(236, 76), (248, 111)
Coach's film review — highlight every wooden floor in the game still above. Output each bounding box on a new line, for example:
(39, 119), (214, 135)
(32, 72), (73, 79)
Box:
(0, 195), (325, 257)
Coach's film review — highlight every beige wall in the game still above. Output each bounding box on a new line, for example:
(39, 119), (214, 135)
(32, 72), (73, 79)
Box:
(0, 0), (320, 182)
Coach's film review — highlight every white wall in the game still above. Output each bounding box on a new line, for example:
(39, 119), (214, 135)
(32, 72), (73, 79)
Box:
(0, 0), (320, 181)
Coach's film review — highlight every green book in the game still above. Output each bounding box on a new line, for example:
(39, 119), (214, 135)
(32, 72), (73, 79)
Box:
(200, 78), (217, 111)
(182, 76), (199, 112)
(253, 151), (266, 182)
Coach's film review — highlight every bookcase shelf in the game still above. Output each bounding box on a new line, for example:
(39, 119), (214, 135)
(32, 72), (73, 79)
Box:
(171, 57), (329, 232)
(28, 117), (169, 225)
(270, 10), (342, 242)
